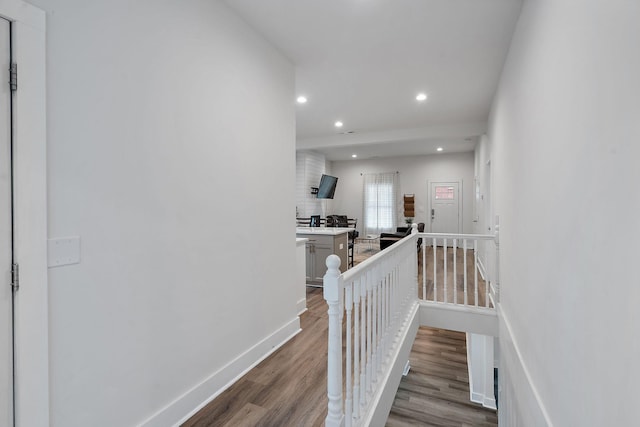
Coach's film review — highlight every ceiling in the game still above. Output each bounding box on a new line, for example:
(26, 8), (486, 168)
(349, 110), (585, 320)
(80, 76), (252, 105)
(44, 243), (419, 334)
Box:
(223, 0), (523, 161)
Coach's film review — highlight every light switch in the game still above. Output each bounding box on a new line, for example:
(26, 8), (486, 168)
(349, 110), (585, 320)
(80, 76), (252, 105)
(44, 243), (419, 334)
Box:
(48, 236), (81, 268)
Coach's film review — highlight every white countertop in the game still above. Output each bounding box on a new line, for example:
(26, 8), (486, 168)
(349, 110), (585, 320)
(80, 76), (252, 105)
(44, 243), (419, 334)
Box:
(296, 227), (352, 236)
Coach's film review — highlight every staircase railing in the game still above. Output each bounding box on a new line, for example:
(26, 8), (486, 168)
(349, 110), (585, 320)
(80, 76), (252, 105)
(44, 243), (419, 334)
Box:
(323, 226), (419, 427)
(322, 226), (500, 426)
(418, 232), (498, 308)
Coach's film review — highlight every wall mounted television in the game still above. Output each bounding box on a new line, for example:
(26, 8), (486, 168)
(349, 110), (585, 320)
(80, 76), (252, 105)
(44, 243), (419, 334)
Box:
(317, 174), (338, 199)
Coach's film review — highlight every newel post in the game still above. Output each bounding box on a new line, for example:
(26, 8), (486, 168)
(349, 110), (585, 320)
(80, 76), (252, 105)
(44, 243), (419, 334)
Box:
(324, 255), (344, 427)
(410, 222), (419, 292)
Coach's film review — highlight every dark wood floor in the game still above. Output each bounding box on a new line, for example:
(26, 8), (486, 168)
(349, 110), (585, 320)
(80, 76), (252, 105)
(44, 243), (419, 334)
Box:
(183, 247), (496, 426)
(386, 328), (498, 426)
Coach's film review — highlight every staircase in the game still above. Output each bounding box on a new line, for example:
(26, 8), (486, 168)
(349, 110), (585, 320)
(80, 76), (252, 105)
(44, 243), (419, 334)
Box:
(322, 225), (499, 426)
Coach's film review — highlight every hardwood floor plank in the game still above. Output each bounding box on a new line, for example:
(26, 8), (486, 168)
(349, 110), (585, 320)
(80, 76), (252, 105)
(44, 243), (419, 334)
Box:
(386, 327), (497, 427)
(222, 403), (267, 427)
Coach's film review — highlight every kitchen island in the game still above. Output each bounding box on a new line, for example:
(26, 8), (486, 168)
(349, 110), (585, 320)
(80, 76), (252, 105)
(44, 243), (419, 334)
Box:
(295, 227), (350, 286)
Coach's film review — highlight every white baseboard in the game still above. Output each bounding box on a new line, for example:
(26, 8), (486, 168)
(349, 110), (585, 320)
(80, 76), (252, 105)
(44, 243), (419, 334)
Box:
(471, 392), (497, 410)
(484, 395), (497, 409)
(466, 333), (497, 410)
(296, 297), (307, 315)
(470, 391), (484, 404)
(139, 317), (301, 427)
(477, 257), (487, 281)
(498, 305), (553, 426)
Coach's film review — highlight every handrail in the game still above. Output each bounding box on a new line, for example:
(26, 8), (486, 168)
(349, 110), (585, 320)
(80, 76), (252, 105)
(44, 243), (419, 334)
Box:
(323, 225), (420, 427)
(419, 232), (495, 240)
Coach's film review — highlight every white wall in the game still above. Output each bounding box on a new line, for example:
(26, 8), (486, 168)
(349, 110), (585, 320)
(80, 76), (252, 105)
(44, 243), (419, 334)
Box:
(330, 152), (475, 234)
(296, 151), (328, 218)
(489, 0), (640, 424)
(28, 0), (297, 425)
(474, 135), (495, 282)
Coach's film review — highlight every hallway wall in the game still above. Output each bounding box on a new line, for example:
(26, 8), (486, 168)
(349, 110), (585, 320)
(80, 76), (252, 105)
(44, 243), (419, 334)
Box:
(489, 0), (640, 424)
(28, 0), (296, 425)
(330, 152), (475, 235)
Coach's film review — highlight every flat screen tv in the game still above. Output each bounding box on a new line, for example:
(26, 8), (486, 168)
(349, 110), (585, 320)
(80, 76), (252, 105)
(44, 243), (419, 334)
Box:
(317, 174), (338, 199)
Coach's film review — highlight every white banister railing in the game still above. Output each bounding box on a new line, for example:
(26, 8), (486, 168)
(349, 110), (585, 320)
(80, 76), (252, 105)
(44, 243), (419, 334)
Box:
(323, 224), (420, 427)
(418, 232), (498, 308)
(323, 227), (500, 426)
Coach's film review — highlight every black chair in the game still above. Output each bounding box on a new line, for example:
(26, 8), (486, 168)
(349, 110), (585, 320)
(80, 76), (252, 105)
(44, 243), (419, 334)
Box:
(296, 217), (311, 226)
(379, 222), (424, 251)
(310, 215), (321, 227)
(379, 227), (412, 250)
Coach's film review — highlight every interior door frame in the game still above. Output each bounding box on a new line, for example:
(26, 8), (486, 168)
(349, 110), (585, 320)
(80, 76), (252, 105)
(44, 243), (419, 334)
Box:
(427, 179), (463, 234)
(0, 2), (48, 426)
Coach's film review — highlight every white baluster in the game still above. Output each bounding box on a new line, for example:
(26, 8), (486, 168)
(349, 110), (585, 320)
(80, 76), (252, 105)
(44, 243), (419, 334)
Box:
(380, 273), (385, 369)
(474, 240), (479, 307)
(444, 238), (448, 303)
(323, 255), (344, 427)
(433, 237), (437, 302)
(353, 278), (361, 420)
(371, 268), (378, 387)
(345, 283), (353, 427)
(463, 239), (468, 306)
(360, 275), (367, 409)
(453, 239), (458, 305)
(366, 270), (373, 395)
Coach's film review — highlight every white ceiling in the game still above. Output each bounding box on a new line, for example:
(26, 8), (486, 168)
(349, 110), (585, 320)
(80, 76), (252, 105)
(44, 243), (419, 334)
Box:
(223, 0), (523, 161)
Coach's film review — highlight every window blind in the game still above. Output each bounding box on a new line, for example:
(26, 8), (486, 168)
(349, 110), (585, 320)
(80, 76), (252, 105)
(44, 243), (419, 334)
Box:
(362, 172), (398, 236)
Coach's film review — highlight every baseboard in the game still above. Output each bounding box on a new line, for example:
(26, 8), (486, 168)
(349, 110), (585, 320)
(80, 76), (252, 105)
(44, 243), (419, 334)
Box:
(477, 257), (487, 281)
(483, 395), (497, 409)
(470, 391), (484, 404)
(363, 302), (420, 427)
(296, 297), (307, 315)
(472, 391), (497, 410)
(139, 316), (301, 427)
(498, 305), (553, 426)
(466, 333), (497, 410)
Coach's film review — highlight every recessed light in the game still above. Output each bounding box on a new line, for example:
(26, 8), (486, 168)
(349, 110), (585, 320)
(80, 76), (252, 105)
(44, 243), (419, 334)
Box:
(296, 96), (307, 104)
(334, 121), (343, 128)
(352, 154), (357, 158)
(436, 147), (443, 152)
(416, 93), (428, 102)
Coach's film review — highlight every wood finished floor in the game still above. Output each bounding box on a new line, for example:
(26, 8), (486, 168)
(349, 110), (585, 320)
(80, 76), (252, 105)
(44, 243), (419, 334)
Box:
(386, 327), (498, 427)
(183, 246), (496, 426)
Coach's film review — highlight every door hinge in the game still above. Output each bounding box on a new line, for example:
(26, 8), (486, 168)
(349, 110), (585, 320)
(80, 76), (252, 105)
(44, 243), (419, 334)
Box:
(9, 63), (17, 92)
(11, 263), (19, 291)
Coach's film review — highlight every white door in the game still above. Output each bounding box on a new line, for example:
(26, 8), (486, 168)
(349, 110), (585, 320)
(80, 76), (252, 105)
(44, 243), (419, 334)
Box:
(429, 181), (461, 234)
(0, 16), (13, 427)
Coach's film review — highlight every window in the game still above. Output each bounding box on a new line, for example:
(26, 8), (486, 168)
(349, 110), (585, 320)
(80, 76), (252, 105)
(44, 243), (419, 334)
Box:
(363, 172), (398, 235)
(435, 186), (455, 200)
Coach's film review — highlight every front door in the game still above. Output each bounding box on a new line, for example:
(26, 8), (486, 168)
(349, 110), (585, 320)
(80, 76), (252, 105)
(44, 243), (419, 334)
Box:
(429, 181), (461, 234)
(0, 16), (14, 427)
